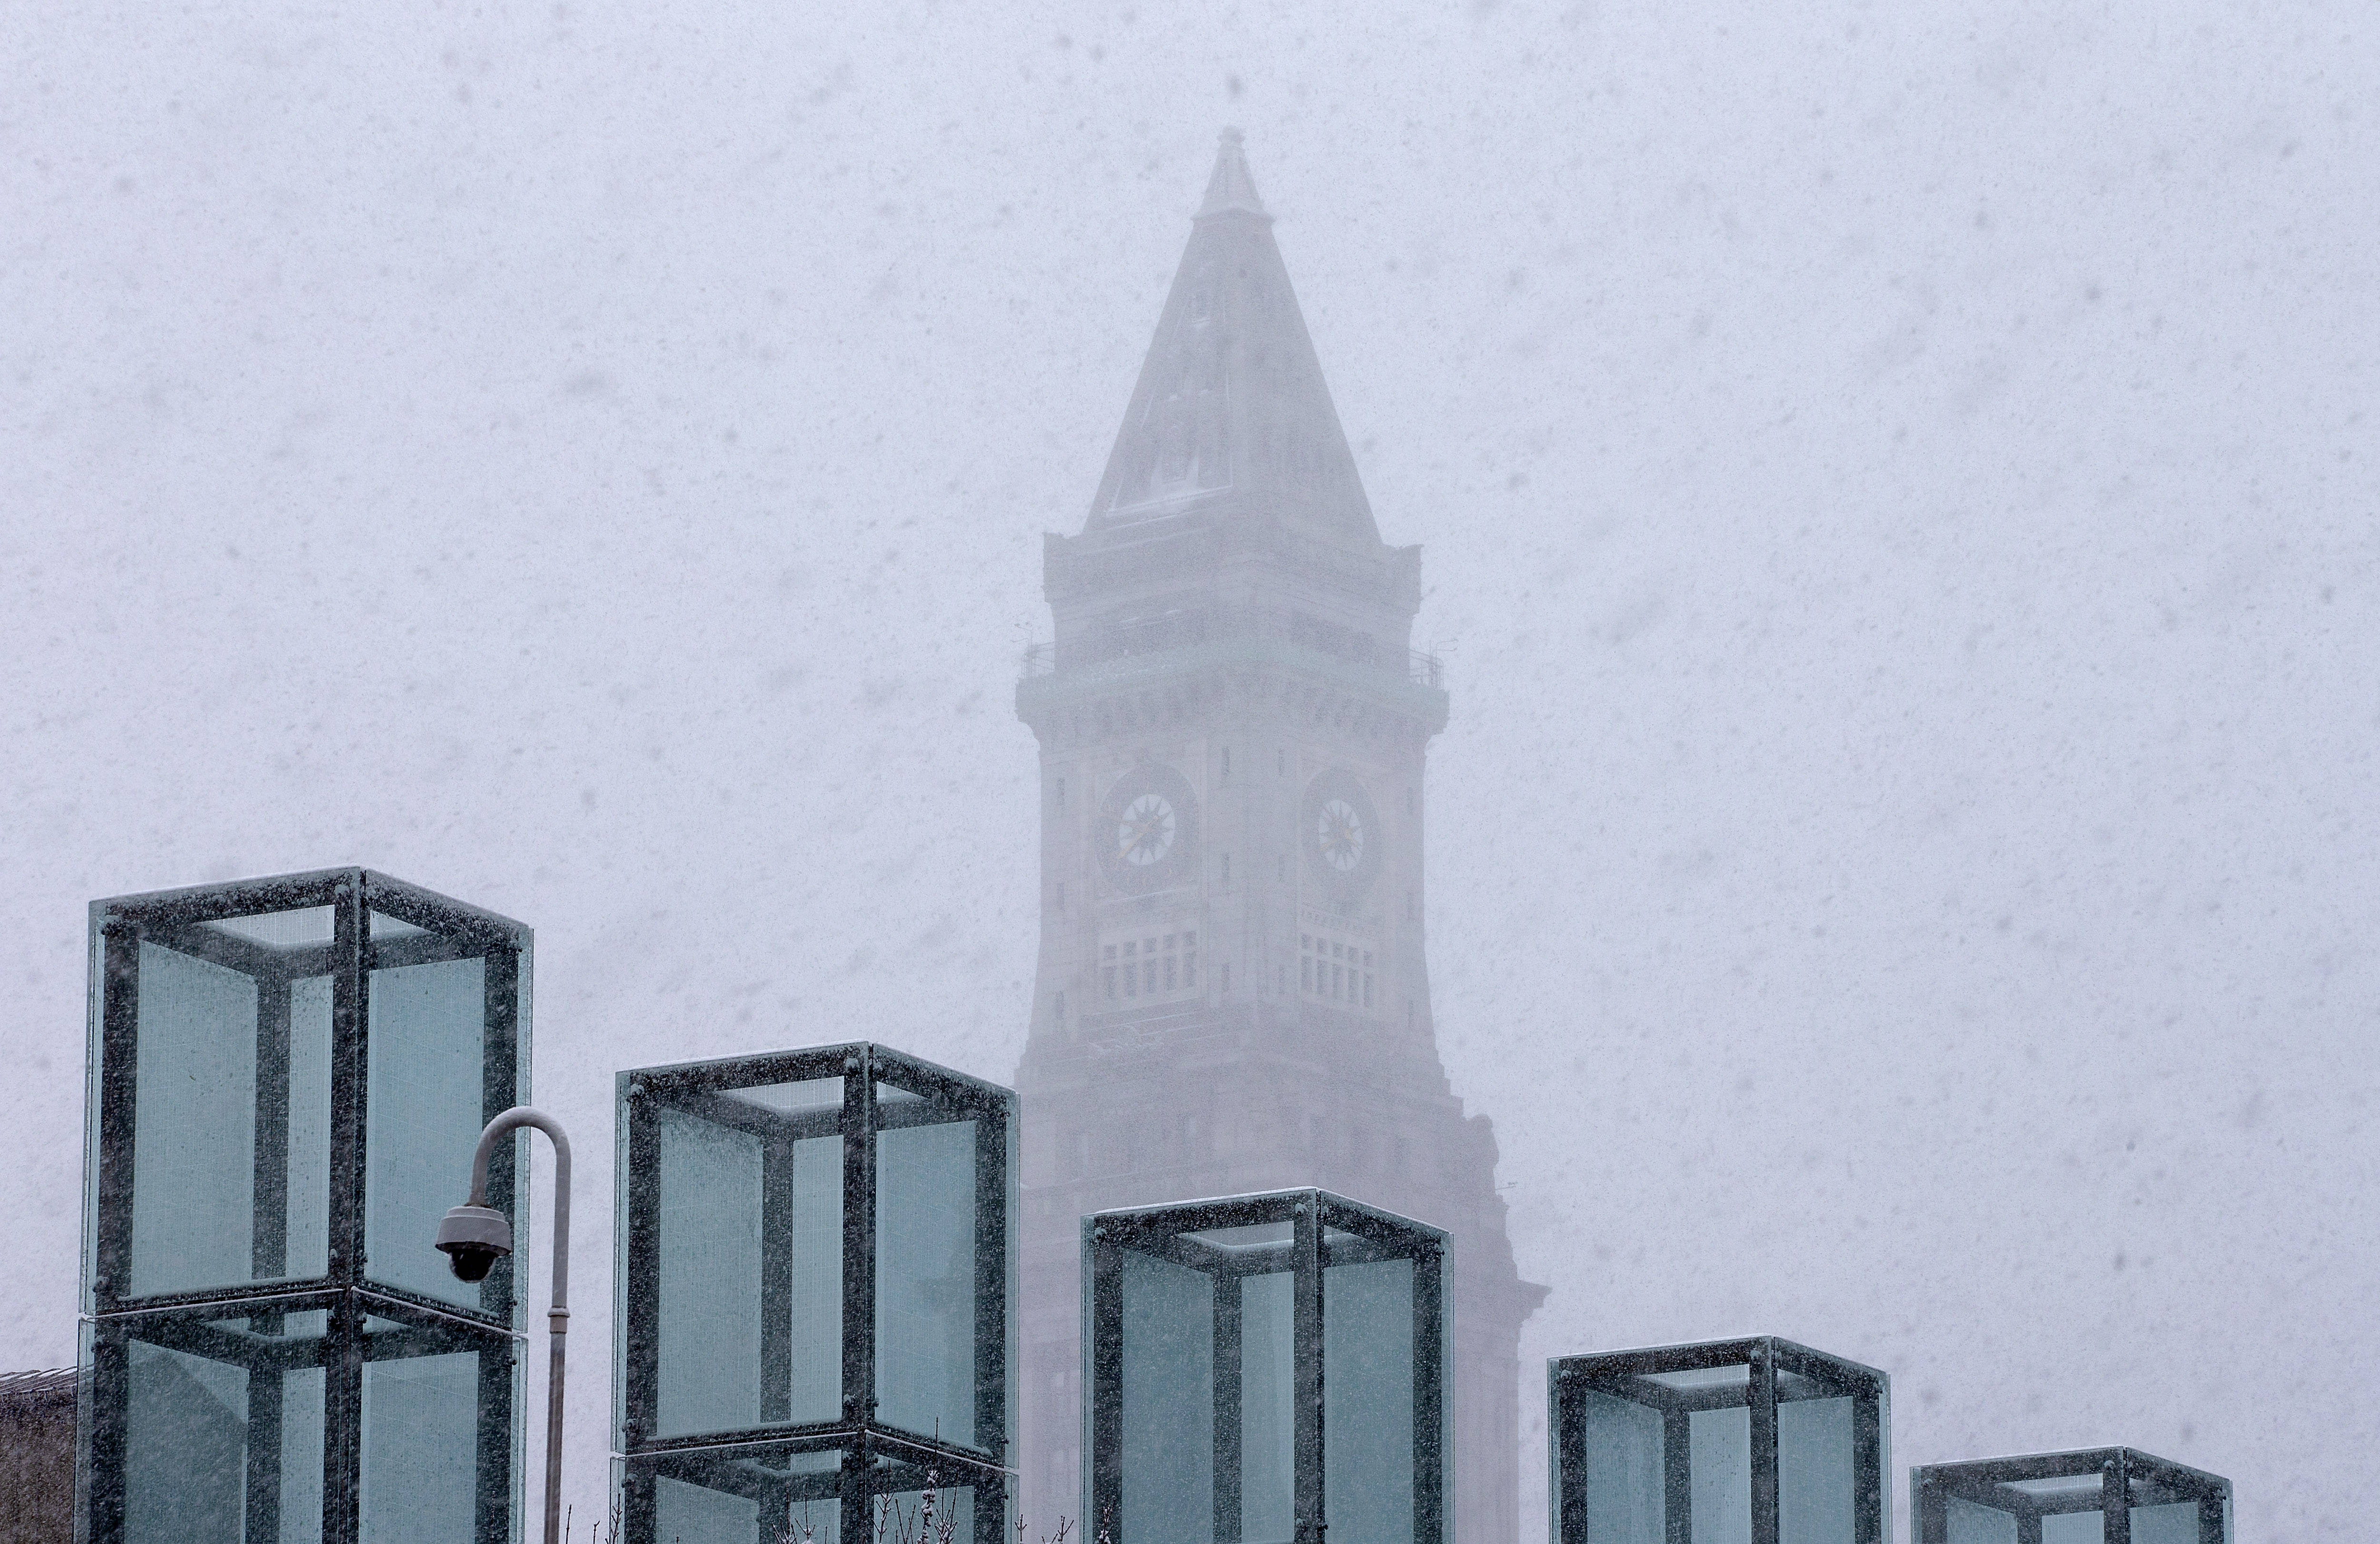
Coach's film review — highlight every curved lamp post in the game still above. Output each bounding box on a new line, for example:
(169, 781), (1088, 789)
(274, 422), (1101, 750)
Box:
(436, 1108), (572, 1544)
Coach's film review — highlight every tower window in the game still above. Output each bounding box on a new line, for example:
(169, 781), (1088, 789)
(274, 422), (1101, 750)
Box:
(1099, 930), (1197, 1002)
(1220, 853), (1230, 886)
(1277, 749), (1286, 776)
(1057, 882), (1066, 912)
(1221, 747), (1231, 784)
(1056, 777), (1066, 809)
(1278, 855), (1288, 883)
(1055, 991), (1066, 1024)
(1220, 963), (1230, 993)
(1299, 931), (1379, 1012)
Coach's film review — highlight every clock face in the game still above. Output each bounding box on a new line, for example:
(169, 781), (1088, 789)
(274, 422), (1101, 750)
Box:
(1316, 797), (1364, 872)
(1119, 792), (1178, 867)
(1302, 769), (1384, 900)
(1096, 764), (1199, 893)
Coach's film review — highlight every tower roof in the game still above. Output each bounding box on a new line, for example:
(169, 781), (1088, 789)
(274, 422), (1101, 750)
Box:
(1197, 127), (1268, 218)
(1086, 131), (1378, 542)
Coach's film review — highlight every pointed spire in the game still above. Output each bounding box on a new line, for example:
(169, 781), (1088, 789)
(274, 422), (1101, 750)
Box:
(1196, 127), (1270, 220)
(1086, 133), (1376, 542)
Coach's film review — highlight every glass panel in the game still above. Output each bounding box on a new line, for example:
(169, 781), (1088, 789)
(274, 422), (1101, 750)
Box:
(123, 1339), (248, 1542)
(647, 1448), (845, 1544)
(1942, 1497), (2016, 1544)
(783, 1130), (844, 1423)
(359, 1336), (486, 1544)
(1322, 1258), (1412, 1544)
(1121, 1250), (1213, 1544)
(1186, 1223), (1294, 1256)
(129, 940), (257, 1297)
(783, 1491), (845, 1544)
(117, 1308), (329, 1544)
(725, 1077), (843, 1118)
(123, 918), (338, 1301)
(878, 1482), (976, 1544)
(768, 1449), (847, 1544)
(658, 1476), (757, 1544)
(283, 977), (334, 1280)
(2011, 1478), (2103, 1504)
(2041, 1514), (2102, 1544)
(876, 1100), (977, 1447)
(656, 1106), (762, 1436)
(1688, 1405), (1751, 1544)
(279, 1364), (328, 1544)
(1777, 1396), (1853, 1544)
(365, 939), (489, 1309)
(2132, 1504), (2199, 1544)
(1578, 1390), (1664, 1544)
(202, 908), (337, 950)
(1238, 1271), (1294, 1544)
(651, 1086), (844, 1438)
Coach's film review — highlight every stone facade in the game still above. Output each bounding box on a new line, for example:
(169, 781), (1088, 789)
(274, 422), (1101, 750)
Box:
(0, 1368), (75, 1544)
(1012, 132), (1545, 1544)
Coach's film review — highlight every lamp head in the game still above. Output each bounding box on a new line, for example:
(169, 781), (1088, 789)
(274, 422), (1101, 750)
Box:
(435, 1203), (513, 1283)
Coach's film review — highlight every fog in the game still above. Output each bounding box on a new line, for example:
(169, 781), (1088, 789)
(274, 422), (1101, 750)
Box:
(5, 0), (2375, 1537)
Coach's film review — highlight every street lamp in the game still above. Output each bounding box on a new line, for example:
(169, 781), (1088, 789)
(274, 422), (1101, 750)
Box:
(439, 1107), (573, 1544)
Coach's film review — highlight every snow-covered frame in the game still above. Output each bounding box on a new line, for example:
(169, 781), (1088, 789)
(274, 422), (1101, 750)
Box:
(1083, 1187), (1450, 1544)
(1911, 1448), (2230, 1544)
(1549, 1336), (1889, 1544)
(612, 1041), (1016, 1544)
(79, 866), (532, 1544)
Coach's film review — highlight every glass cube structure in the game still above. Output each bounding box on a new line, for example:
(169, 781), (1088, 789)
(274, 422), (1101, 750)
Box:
(1082, 1189), (1449, 1544)
(1912, 1449), (2230, 1544)
(1548, 1337), (1888, 1544)
(77, 868), (532, 1544)
(613, 1044), (1016, 1544)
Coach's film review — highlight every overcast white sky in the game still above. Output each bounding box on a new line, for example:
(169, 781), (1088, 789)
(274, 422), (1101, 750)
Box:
(4, 0), (2375, 1537)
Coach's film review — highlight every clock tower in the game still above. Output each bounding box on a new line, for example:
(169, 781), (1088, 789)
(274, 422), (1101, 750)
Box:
(1013, 132), (1546, 1542)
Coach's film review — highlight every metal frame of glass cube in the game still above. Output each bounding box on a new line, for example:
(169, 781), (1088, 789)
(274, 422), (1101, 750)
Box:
(1548, 1336), (1889, 1544)
(1083, 1188), (1449, 1544)
(613, 1043), (1017, 1544)
(78, 868), (532, 1544)
(1911, 1449), (2230, 1544)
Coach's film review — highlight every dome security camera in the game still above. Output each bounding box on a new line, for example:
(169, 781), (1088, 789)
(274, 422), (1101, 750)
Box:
(436, 1203), (514, 1284)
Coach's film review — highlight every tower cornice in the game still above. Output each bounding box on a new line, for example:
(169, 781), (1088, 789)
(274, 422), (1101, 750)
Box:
(1042, 516), (1420, 612)
(1014, 639), (1448, 746)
